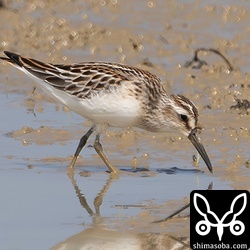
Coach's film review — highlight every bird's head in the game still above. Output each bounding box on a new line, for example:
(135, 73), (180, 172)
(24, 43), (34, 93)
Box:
(163, 94), (213, 173)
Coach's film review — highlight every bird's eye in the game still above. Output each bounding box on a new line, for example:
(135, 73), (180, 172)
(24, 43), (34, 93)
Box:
(180, 114), (188, 122)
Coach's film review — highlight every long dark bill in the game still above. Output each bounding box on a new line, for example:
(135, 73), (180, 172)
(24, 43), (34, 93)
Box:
(188, 128), (213, 173)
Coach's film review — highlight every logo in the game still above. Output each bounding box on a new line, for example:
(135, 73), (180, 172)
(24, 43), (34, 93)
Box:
(190, 190), (249, 249)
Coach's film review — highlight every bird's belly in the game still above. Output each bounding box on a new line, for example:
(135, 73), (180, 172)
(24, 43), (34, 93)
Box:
(39, 84), (141, 128)
(78, 92), (141, 127)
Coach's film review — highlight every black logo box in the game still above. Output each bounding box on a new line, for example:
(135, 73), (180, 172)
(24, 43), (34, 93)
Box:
(190, 190), (249, 249)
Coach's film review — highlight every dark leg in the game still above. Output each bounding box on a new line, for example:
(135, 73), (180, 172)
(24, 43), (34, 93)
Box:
(93, 134), (119, 174)
(69, 125), (95, 168)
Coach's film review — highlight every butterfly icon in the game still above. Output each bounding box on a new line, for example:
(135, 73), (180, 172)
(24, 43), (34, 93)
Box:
(193, 192), (247, 241)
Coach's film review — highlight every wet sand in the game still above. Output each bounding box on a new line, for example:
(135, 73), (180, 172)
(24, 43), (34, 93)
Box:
(0, 1), (249, 249)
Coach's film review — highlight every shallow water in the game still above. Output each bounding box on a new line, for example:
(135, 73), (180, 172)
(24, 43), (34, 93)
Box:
(0, 1), (249, 249)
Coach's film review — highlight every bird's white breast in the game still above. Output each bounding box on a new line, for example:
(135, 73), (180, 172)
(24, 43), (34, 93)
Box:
(78, 85), (141, 127)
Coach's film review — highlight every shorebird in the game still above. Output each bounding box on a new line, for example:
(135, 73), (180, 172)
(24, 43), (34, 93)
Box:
(0, 51), (213, 174)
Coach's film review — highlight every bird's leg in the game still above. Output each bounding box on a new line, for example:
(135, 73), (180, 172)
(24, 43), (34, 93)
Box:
(69, 125), (96, 168)
(94, 134), (119, 174)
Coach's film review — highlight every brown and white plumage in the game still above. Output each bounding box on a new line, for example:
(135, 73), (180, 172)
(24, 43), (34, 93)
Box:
(0, 51), (213, 173)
